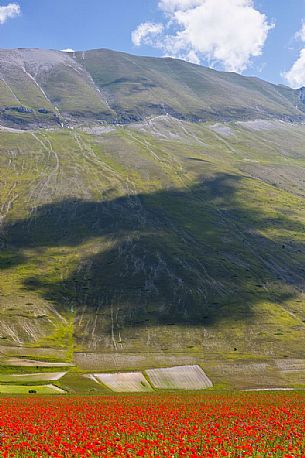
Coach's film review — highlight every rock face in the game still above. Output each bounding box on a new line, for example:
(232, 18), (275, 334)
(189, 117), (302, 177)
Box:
(0, 48), (304, 128)
(297, 87), (305, 108)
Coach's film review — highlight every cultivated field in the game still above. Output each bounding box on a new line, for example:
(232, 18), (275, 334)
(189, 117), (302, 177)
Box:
(0, 384), (65, 394)
(91, 372), (153, 392)
(0, 372), (66, 383)
(145, 365), (213, 390)
(0, 393), (305, 456)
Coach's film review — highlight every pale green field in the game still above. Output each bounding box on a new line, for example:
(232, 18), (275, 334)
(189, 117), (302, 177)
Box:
(92, 372), (153, 392)
(0, 372), (66, 383)
(0, 384), (65, 394)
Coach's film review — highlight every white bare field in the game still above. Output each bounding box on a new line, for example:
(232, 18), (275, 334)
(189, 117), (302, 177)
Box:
(145, 365), (213, 390)
(6, 358), (73, 367)
(243, 388), (295, 391)
(46, 384), (66, 393)
(92, 372), (153, 392)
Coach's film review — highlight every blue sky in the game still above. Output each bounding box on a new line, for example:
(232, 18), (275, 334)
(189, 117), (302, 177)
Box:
(1, 0), (305, 87)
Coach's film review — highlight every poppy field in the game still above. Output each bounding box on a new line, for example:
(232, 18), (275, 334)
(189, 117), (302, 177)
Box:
(0, 393), (305, 457)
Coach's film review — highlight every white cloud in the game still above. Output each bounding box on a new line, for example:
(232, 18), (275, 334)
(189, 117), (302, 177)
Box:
(284, 49), (305, 88)
(284, 22), (305, 88)
(158, 0), (202, 13)
(295, 22), (305, 42)
(132, 0), (273, 73)
(0, 3), (20, 24)
(61, 48), (75, 53)
(132, 22), (164, 47)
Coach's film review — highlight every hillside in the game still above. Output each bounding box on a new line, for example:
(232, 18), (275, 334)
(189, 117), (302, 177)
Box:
(1, 49), (305, 389)
(0, 48), (304, 128)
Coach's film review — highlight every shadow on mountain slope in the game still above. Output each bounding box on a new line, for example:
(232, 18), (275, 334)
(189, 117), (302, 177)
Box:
(1, 173), (305, 334)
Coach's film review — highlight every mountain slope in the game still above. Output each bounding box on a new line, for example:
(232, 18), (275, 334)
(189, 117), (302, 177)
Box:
(0, 48), (304, 128)
(2, 50), (305, 385)
(1, 118), (305, 364)
(0, 48), (114, 127)
(76, 49), (304, 122)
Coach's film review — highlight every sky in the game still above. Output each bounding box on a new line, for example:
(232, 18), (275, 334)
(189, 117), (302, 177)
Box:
(1, 0), (305, 88)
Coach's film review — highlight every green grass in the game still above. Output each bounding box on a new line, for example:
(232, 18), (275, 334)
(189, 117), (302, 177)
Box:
(57, 372), (111, 394)
(0, 372), (66, 383)
(0, 384), (64, 394)
(1, 119), (305, 380)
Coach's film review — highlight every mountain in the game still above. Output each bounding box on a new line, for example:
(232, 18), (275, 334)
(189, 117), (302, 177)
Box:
(1, 48), (305, 388)
(0, 48), (304, 128)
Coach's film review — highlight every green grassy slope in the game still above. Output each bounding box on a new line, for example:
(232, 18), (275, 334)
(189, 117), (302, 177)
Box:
(1, 119), (305, 364)
(77, 49), (305, 122)
(0, 48), (304, 128)
(0, 49), (113, 127)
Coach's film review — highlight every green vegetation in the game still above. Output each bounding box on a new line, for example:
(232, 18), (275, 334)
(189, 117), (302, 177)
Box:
(76, 49), (305, 123)
(0, 48), (305, 127)
(1, 119), (305, 366)
(1, 49), (305, 388)
(57, 372), (111, 394)
(0, 384), (64, 394)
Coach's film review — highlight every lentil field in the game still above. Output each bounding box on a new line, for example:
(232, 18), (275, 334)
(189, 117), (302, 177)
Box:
(1, 393), (305, 457)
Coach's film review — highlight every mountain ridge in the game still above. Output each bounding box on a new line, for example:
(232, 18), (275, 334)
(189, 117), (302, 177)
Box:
(0, 47), (304, 129)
